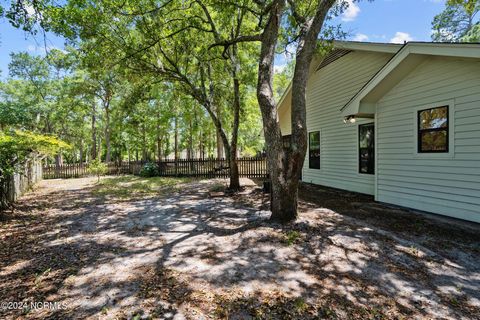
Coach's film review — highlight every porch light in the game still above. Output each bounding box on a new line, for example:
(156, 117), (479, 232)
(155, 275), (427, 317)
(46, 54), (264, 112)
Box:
(343, 113), (375, 124)
(343, 115), (356, 124)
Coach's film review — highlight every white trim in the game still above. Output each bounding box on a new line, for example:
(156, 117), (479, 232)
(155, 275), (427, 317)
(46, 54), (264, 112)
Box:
(413, 99), (455, 159)
(334, 41), (401, 54)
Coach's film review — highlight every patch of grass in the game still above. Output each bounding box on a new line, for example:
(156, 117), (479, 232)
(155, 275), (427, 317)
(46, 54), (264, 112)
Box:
(91, 175), (192, 199)
(283, 230), (301, 246)
(293, 297), (308, 313)
(101, 306), (109, 315)
(209, 183), (225, 192)
(131, 314), (143, 320)
(449, 296), (459, 307)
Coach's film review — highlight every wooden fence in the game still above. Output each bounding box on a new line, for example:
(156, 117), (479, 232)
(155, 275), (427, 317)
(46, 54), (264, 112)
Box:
(1, 156), (43, 210)
(42, 157), (267, 180)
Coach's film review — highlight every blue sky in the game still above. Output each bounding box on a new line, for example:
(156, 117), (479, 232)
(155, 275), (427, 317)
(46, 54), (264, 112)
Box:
(338, 0), (444, 43)
(0, 0), (446, 77)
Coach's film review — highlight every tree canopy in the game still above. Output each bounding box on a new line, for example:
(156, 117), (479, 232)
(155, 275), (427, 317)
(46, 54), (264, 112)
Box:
(1, 0), (355, 221)
(432, 0), (480, 42)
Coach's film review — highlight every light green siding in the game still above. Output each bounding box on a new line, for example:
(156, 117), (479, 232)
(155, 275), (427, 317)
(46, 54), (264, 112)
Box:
(303, 51), (393, 195)
(278, 89), (292, 135)
(376, 57), (480, 223)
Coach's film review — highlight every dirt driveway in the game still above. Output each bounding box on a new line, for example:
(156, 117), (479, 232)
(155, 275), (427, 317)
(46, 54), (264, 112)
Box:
(0, 176), (479, 319)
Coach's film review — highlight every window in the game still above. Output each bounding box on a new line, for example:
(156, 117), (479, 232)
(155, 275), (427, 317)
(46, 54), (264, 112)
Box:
(282, 135), (291, 149)
(418, 106), (448, 153)
(309, 131), (320, 169)
(359, 124), (374, 174)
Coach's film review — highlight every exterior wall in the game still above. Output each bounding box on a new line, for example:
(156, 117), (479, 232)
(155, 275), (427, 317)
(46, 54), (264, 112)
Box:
(302, 50), (393, 195)
(376, 57), (480, 223)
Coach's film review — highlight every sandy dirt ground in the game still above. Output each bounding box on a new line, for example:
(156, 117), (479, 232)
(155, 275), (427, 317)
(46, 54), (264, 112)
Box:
(0, 176), (479, 319)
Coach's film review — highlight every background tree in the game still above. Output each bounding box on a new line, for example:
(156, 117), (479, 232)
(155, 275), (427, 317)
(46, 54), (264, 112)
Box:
(32, 0), (263, 190)
(432, 0), (479, 42)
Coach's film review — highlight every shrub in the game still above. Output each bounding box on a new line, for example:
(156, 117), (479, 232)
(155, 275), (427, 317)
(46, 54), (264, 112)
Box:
(139, 162), (158, 177)
(0, 130), (70, 178)
(0, 130), (70, 209)
(88, 159), (108, 182)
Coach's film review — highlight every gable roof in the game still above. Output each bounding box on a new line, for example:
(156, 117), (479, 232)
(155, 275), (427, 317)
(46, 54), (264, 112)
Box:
(341, 42), (480, 117)
(276, 41), (402, 111)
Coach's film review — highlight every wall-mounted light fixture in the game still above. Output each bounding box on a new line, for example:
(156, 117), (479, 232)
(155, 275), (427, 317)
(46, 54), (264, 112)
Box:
(343, 115), (357, 124)
(343, 113), (375, 124)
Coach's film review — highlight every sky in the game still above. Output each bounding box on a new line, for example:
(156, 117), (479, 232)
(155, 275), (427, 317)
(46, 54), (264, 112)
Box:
(0, 0), (446, 78)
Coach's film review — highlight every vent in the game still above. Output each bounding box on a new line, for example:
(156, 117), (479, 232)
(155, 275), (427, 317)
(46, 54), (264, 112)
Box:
(316, 49), (352, 71)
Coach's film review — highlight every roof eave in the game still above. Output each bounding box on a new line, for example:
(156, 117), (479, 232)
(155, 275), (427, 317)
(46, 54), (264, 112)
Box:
(341, 42), (480, 117)
(333, 40), (402, 54)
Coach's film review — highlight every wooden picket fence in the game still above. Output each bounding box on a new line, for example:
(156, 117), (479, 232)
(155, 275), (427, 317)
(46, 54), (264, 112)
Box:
(1, 156), (43, 210)
(42, 156), (267, 180)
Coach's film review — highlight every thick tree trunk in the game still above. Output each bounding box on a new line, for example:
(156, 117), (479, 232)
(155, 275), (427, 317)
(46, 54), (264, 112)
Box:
(255, 0), (335, 222)
(256, 0), (298, 222)
(270, 170), (299, 220)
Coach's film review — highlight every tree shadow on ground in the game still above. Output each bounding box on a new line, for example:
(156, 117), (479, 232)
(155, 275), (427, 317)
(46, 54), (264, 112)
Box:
(0, 176), (479, 319)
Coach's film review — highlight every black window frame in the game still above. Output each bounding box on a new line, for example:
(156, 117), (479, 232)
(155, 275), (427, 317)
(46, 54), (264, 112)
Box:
(358, 123), (375, 175)
(282, 135), (292, 149)
(417, 105), (449, 153)
(309, 131), (320, 169)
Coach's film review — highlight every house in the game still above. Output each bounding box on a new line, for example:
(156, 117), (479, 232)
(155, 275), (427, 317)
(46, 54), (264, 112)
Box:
(277, 41), (480, 223)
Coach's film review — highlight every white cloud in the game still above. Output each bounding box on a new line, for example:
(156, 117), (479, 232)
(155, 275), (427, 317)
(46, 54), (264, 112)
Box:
(389, 32), (413, 44)
(341, 0), (360, 22)
(353, 33), (369, 42)
(26, 44), (65, 55)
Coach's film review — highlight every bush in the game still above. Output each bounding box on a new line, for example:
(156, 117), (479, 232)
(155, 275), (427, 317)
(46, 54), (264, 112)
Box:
(1, 130), (70, 209)
(0, 130), (70, 179)
(88, 159), (108, 182)
(139, 162), (158, 177)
